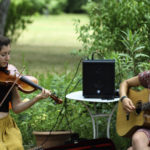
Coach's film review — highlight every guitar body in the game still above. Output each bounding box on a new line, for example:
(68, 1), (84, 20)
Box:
(116, 88), (149, 137)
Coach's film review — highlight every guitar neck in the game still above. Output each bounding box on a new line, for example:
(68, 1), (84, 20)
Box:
(142, 102), (150, 111)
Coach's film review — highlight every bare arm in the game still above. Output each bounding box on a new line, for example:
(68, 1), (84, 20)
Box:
(119, 76), (141, 112)
(11, 87), (51, 114)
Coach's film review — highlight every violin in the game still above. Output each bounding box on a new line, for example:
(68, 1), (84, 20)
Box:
(0, 64), (63, 104)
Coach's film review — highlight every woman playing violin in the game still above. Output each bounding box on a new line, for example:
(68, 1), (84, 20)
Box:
(0, 35), (51, 150)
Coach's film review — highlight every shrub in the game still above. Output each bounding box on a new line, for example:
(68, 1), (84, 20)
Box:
(65, 0), (88, 13)
(76, 0), (150, 58)
(4, 0), (43, 41)
(75, 0), (150, 81)
(46, 0), (67, 15)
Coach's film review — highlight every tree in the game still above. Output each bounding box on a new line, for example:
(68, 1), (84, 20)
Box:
(4, 0), (46, 41)
(0, 0), (10, 35)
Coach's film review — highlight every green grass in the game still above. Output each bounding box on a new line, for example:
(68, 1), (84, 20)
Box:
(11, 44), (81, 74)
(11, 14), (88, 73)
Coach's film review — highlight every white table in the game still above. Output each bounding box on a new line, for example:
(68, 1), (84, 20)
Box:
(66, 91), (119, 139)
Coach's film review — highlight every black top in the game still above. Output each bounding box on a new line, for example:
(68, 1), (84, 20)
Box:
(0, 65), (13, 112)
(0, 83), (12, 112)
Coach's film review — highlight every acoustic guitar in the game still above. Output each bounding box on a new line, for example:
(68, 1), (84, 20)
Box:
(116, 88), (150, 137)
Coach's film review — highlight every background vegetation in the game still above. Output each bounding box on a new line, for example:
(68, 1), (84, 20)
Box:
(1, 0), (150, 149)
(10, 14), (88, 73)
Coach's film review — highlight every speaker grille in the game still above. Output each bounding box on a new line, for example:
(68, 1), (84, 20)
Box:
(82, 60), (115, 99)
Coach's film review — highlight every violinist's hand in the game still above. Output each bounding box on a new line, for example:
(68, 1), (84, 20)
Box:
(36, 88), (51, 100)
(122, 98), (135, 113)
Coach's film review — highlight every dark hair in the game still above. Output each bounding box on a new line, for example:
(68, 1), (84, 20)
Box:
(0, 35), (11, 51)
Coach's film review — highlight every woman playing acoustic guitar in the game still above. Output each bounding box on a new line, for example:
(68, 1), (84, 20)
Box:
(0, 35), (54, 150)
(120, 72), (150, 150)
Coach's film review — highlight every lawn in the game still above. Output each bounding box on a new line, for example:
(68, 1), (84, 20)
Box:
(11, 14), (88, 74)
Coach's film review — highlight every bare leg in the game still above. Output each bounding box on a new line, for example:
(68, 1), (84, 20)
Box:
(127, 146), (133, 150)
(132, 131), (150, 150)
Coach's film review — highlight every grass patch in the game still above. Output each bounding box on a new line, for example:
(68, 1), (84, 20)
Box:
(16, 13), (88, 47)
(11, 14), (88, 74)
(11, 44), (81, 74)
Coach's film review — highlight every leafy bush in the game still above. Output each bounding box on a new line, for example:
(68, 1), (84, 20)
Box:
(46, 0), (67, 15)
(65, 0), (88, 13)
(4, 0), (81, 40)
(4, 0), (43, 41)
(76, 0), (150, 58)
(75, 0), (150, 81)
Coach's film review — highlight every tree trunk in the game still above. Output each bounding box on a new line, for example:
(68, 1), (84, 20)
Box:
(0, 0), (10, 35)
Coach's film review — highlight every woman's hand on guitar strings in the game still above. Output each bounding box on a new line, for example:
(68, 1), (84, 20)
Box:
(122, 97), (135, 113)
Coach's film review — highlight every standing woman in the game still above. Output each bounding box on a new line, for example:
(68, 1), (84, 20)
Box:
(0, 35), (51, 150)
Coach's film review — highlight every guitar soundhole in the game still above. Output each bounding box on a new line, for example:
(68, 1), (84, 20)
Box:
(136, 101), (142, 115)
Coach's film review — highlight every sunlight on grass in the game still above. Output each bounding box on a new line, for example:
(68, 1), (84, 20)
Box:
(11, 44), (81, 74)
(11, 14), (88, 73)
(17, 14), (88, 47)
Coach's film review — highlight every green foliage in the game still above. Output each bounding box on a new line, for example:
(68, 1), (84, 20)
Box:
(75, 0), (150, 81)
(76, 0), (150, 57)
(46, 0), (67, 15)
(120, 29), (149, 75)
(11, 71), (93, 148)
(112, 29), (149, 83)
(43, 0), (88, 14)
(4, 0), (44, 41)
(65, 0), (88, 13)
(3, 0), (88, 40)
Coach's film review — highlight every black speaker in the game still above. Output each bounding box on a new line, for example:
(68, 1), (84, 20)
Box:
(82, 59), (115, 99)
